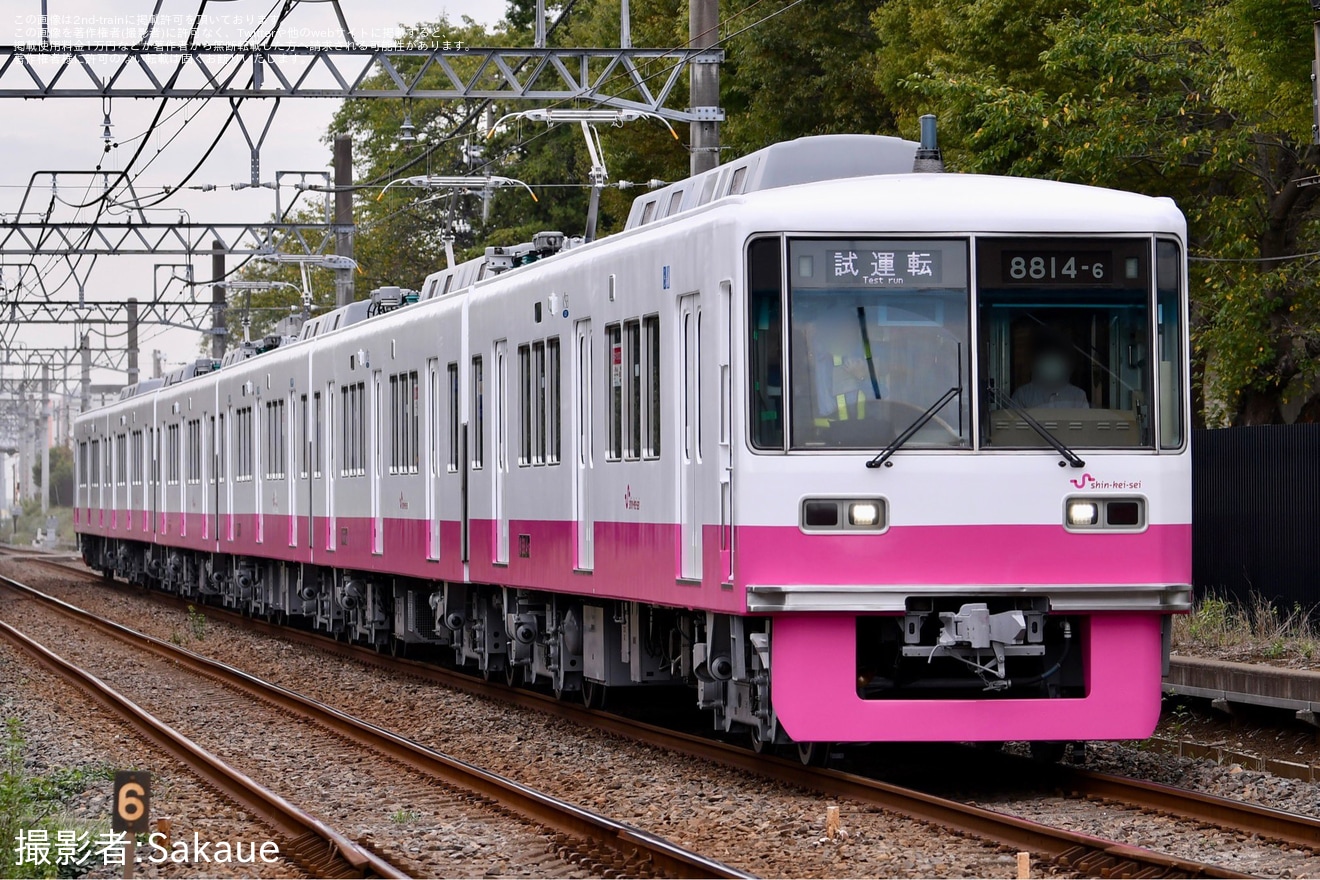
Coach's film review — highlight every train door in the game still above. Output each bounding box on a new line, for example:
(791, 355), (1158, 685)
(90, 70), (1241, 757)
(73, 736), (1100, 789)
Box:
(306, 392), (317, 550)
(371, 371), (384, 555)
(718, 280), (733, 584)
(425, 359), (442, 561)
(254, 403), (264, 544)
(494, 340), (510, 564)
(324, 384), (336, 552)
(574, 319), (594, 570)
(679, 294), (702, 580)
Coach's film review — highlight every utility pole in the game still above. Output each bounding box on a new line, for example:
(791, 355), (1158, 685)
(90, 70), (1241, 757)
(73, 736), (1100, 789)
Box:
(79, 333), (90, 416)
(211, 240), (226, 359)
(334, 134), (355, 308)
(127, 297), (139, 386)
(40, 363), (49, 515)
(689, 0), (720, 175)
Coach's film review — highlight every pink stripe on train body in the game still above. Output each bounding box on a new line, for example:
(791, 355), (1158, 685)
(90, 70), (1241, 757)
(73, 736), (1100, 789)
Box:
(772, 612), (1163, 742)
(737, 523), (1192, 586)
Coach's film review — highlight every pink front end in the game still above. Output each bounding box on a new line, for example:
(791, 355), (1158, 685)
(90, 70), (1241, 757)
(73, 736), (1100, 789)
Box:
(738, 522), (1190, 743)
(772, 613), (1163, 742)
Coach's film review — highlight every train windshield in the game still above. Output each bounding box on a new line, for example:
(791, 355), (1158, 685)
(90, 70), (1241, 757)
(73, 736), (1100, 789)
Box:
(976, 238), (1153, 449)
(784, 239), (972, 450)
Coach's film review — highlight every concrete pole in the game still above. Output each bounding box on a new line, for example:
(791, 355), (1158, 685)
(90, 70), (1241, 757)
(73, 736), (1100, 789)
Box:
(334, 134), (355, 308)
(40, 363), (49, 514)
(127, 297), (140, 385)
(18, 393), (30, 502)
(211, 240), (226, 359)
(689, 0), (720, 176)
(80, 333), (91, 416)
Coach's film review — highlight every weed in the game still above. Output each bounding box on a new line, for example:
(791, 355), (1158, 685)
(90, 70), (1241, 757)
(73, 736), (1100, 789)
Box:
(389, 809), (421, 824)
(1174, 591), (1320, 663)
(186, 606), (206, 642)
(0, 719), (103, 879)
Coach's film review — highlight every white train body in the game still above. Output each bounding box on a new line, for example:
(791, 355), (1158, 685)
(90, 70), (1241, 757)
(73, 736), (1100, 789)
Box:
(76, 135), (1191, 747)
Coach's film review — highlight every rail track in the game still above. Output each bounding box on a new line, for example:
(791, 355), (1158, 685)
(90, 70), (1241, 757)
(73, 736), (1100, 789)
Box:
(15, 549), (1308, 879)
(0, 567), (752, 880)
(0, 617), (406, 879)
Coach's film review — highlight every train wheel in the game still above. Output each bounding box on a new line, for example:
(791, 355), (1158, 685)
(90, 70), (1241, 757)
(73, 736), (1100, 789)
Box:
(750, 731), (773, 755)
(796, 741), (831, 767)
(581, 679), (605, 709)
(504, 663), (519, 687)
(390, 639), (408, 659)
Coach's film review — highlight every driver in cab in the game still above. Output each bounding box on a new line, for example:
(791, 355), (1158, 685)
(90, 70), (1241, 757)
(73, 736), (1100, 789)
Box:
(800, 307), (885, 427)
(1012, 344), (1089, 409)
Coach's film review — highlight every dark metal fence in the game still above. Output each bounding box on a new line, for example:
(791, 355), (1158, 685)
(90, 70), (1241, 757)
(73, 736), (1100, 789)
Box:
(1193, 425), (1320, 608)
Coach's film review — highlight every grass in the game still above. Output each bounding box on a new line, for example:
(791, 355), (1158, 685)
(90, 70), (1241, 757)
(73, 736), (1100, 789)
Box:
(1, 503), (74, 550)
(389, 809), (422, 824)
(186, 606), (207, 642)
(1174, 591), (1320, 663)
(0, 718), (106, 879)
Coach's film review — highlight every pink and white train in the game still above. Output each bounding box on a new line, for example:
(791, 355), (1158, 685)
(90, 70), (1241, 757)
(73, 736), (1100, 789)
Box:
(74, 134), (1191, 760)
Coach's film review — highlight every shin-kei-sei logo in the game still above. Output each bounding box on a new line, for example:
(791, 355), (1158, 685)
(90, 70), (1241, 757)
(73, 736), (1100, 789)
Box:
(623, 485), (641, 511)
(1069, 472), (1143, 490)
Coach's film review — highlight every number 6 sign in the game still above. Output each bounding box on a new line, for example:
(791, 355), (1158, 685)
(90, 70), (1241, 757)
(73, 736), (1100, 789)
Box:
(112, 771), (151, 834)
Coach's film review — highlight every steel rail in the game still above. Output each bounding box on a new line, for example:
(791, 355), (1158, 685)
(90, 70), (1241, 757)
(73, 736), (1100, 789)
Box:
(0, 573), (753, 880)
(0, 616), (407, 880)
(1026, 758), (1320, 854)
(20, 554), (1259, 878)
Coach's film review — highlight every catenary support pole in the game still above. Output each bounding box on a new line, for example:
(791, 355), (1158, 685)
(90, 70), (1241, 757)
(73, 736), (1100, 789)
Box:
(689, 0), (720, 175)
(334, 134), (355, 308)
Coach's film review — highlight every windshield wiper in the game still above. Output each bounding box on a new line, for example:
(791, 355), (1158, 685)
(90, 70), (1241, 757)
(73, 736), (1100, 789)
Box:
(866, 386), (961, 469)
(988, 384), (1086, 468)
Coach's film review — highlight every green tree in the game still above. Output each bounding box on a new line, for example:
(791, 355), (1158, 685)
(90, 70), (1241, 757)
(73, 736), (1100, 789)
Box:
(30, 446), (73, 507)
(873, 0), (1320, 426)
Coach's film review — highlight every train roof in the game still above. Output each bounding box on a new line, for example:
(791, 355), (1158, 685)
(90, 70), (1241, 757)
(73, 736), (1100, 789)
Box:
(624, 134), (919, 230)
(738, 171), (1185, 235)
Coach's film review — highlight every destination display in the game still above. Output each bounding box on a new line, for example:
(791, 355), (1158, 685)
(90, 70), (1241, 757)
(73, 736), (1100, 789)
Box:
(792, 239), (968, 289)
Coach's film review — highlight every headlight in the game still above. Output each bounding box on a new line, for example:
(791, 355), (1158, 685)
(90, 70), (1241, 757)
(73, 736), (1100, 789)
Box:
(849, 502), (880, 526)
(801, 498), (886, 532)
(1066, 500), (1098, 526)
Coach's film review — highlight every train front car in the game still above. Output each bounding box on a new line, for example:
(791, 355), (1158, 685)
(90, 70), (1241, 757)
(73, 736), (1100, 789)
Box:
(735, 173), (1190, 749)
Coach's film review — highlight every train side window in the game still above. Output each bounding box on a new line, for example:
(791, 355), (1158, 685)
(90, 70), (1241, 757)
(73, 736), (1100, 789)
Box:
(533, 340), (547, 465)
(298, 395), (308, 478)
(264, 401), (285, 480)
(644, 316), (661, 460)
(166, 424), (181, 485)
(446, 363), (459, 472)
(312, 393), (322, 478)
(518, 344), (532, 466)
(1156, 240), (1184, 449)
(389, 374), (400, 474)
(388, 371), (420, 475)
(747, 237), (784, 449)
(216, 416), (225, 481)
(187, 419), (200, 484)
(547, 337), (561, 464)
(116, 434), (128, 487)
(624, 319), (641, 460)
(606, 324), (623, 460)
(472, 356), (485, 470)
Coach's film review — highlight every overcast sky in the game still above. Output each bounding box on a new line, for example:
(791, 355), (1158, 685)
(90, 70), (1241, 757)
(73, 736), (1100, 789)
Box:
(3, 0), (509, 394)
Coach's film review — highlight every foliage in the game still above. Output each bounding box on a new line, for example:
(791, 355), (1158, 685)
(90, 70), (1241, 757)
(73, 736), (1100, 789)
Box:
(30, 447), (74, 508)
(873, 0), (1320, 425)
(285, 0), (1320, 426)
(0, 718), (102, 879)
